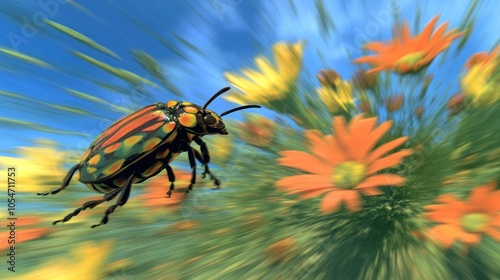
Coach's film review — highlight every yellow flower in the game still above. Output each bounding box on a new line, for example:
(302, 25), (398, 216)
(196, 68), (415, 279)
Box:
(316, 78), (354, 114)
(460, 49), (499, 106)
(18, 241), (113, 280)
(223, 41), (304, 105)
(202, 133), (234, 164)
(0, 139), (69, 193)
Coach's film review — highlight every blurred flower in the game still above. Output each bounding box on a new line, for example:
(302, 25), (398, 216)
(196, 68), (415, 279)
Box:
(358, 99), (372, 114)
(202, 134), (234, 164)
(241, 214), (265, 230)
(237, 114), (276, 147)
(103, 259), (133, 278)
(447, 92), (467, 115)
(138, 171), (192, 210)
(264, 237), (297, 264)
(415, 106), (425, 117)
(223, 41), (304, 106)
(276, 115), (412, 213)
(316, 69), (341, 88)
(0, 139), (68, 193)
(424, 182), (500, 248)
(316, 78), (354, 114)
(354, 16), (462, 74)
(386, 94), (405, 112)
(19, 241), (113, 280)
(160, 221), (199, 235)
(464, 46), (499, 69)
(460, 48), (499, 106)
(0, 215), (51, 251)
(213, 227), (231, 236)
(414, 144), (424, 153)
(353, 69), (377, 89)
(423, 74), (433, 88)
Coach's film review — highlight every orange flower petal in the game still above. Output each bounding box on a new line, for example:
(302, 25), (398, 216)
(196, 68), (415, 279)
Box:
(352, 117), (378, 159)
(427, 224), (462, 248)
(368, 149), (413, 174)
(364, 42), (388, 52)
(365, 120), (393, 155)
(468, 182), (497, 212)
(348, 117), (378, 160)
(354, 55), (379, 64)
(430, 22), (450, 43)
(418, 16), (440, 47)
(367, 136), (408, 163)
(365, 66), (389, 74)
(355, 174), (406, 189)
(486, 228), (500, 241)
(320, 190), (361, 213)
(324, 135), (349, 164)
(333, 116), (351, 154)
(424, 207), (463, 225)
(359, 187), (382, 196)
(435, 193), (461, 205)
(492, 216), (500, 227)
(276, 174), (332, 192)
(278, 150), (331, 175)
(305, 130), (346, 164)
(400, 23), (411, 43)
(298, 188), (332, 199)
(343, 190), (362, 212)
(459, 231), (481, 246)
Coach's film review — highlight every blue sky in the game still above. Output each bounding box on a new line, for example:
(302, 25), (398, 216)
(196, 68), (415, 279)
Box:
(0, 0), (499, 157)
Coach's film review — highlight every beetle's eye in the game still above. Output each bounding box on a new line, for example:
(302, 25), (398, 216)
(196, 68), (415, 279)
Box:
(205, 115), (217, 126)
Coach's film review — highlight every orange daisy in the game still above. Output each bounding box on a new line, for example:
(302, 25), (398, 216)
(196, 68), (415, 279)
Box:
(424, 182), (500, 248)
(276, 115), (413, 214)
(354, 15), (462, 74)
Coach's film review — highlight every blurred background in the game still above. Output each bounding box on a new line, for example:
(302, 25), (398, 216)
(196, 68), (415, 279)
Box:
(0, 0), (499, 279)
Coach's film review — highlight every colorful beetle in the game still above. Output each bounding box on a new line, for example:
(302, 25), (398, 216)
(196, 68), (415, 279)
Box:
(38, 87), (260, 228)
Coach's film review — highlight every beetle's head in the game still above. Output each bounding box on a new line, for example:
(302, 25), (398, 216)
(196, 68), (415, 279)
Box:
(200, 109), (228, 135)
(188, 87), (261, 136)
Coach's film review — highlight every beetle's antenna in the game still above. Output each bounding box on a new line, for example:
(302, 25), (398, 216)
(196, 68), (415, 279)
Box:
(203, 87), (231, 110)
(220, 105), (261, 117)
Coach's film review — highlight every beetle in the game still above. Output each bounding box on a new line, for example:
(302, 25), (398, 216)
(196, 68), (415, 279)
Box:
(38, 87), (260, 228)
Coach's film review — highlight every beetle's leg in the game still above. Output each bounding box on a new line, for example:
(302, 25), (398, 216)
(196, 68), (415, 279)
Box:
(37, 164), (80, 196)
(165, 164), (175, 198)
(53, 187), (122, 225)
(91, 174), (135, 228)
(193, 137), (221, 189)
(193, 148), (204, 166)
(185, 147), (197, 195)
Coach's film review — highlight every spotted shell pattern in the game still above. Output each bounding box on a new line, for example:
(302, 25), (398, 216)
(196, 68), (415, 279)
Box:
(77, 101), (202, 193)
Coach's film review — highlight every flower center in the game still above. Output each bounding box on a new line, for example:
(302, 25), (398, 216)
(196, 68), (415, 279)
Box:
(395, 51), (426, 72)
(332, 161), (367, 189)
(461, 213), (490, 233)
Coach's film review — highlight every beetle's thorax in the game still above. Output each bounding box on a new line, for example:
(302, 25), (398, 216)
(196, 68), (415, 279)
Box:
(166, 100), (228, 136)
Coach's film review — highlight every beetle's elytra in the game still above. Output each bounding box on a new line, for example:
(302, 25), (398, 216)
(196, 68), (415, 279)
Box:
(38, 87), (260, 228)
